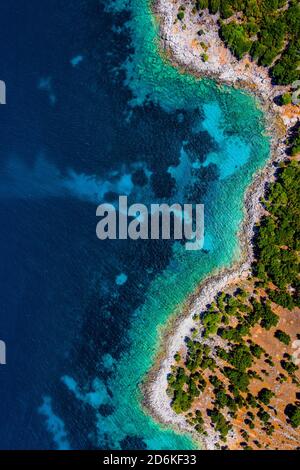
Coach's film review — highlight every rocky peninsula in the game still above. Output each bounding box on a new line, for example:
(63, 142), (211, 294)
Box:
(143, 0), (300, 450)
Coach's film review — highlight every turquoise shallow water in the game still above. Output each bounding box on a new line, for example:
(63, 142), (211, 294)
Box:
(80, 0), (270, 449)
(0, 0), (271, 450)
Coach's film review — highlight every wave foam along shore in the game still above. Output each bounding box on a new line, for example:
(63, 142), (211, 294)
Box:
(142, 0), (299, 449)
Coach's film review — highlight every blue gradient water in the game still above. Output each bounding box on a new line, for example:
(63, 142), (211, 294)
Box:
(0, 0), (270, 449)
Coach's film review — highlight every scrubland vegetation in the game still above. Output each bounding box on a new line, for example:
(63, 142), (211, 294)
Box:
(191, 1), (300, 85)
(168, 160), (300, 448)
(169, 0), (300, 449)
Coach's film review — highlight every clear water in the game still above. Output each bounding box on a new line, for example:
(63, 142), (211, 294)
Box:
(0, 0), (270, 449)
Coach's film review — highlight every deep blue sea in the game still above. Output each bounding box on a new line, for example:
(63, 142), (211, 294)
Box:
(0, 0), (270, 449)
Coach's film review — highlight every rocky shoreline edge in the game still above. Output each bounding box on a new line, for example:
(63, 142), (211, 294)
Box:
(141, 0), (299, 450)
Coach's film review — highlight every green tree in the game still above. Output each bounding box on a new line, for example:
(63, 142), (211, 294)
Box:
(197, 0), (209, 9)
(257, 388), (275, 405)
(209, 0), (220, 15)
(228, 344), (253, 371)
(285, 404), (300, 428)
(274, 330), (291, 346)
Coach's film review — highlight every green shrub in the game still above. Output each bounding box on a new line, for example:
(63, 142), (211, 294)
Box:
(280, 93), (292, 106)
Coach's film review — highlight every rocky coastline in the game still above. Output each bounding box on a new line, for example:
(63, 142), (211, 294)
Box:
(142, 0), (300, 450)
